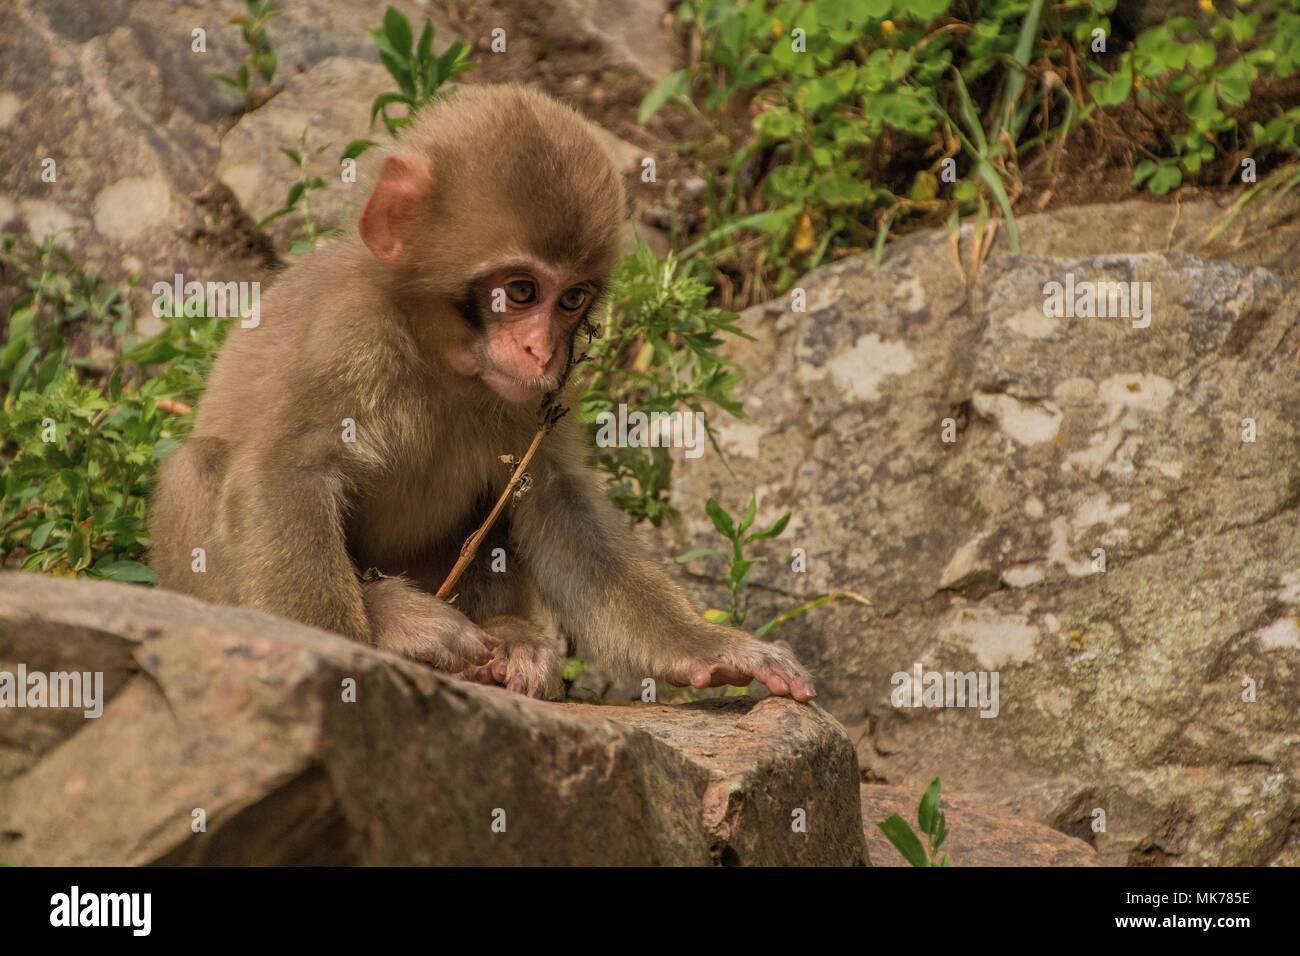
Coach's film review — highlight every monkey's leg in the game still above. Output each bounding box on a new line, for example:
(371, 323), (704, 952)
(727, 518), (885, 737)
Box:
(458, 614), (564, 699)
(149, 437), (231, 601)
(362, 575), (497, 672)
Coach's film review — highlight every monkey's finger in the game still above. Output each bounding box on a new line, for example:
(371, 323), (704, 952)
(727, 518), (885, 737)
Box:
(780, 665), (817, 702)
(458, 663), (499, 685)
(759, 663), (816, 702)
(450, 630), (497, 668)
(790, 676), (817, 702)
(691, 662), (747, 688)
(759, 671), (791, 697)
(491, 658), (509, 683)
(506, 674), (529, 695)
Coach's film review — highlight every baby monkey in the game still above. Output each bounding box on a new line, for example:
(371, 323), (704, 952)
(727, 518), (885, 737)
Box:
(150, 84), (815, 702)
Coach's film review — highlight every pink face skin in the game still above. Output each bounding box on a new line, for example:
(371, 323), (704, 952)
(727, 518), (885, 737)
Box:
(472, 261), (597, 404)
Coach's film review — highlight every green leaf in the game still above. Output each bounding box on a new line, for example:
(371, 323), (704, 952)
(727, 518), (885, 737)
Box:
(1089, 54), (1132, 107)
(437, 41), (474, 83)
(1188, 42), (1217, 71)
(380, 50), (416, 99)
(1185, 83), (1218, 121)
(729, 557), (760, 585)
(917, 777), (941, 835)
(745, 512), (790, 543)
(369, 91), (409, 128)
(705, 497), (736, 540)
(638, 69), (690, 124)
(676, 547), (718, 563)
(934, 813), (948, 850)
(341, 139), (377, 161)
(877, 814), (929, 867)
(1147, 163), (1183, 195)
(382, 5), (414, 57)
(416, 20), (434, 66)
(29, 520), (57, 550)
(9, 345), (41, 394)
(1217, 58), (1254, 108)
(561, 657), (586, 682)
(753, 593), (836, 638)
(91, 560), (158, 585)
(153, 437), (182, 460)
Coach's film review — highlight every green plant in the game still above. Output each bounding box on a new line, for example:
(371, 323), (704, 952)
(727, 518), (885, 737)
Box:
(0, 230), (134, 393)
(1090, 1), (1300, 196)
(676, 492), (789, 629)
(214, 0), (279, 110)
(676, 491), (870, 636)
(878, 777), (951, 866)
(1, 364), (163, 582)
(641, 0), (1113, 293)
(579, 243), (749, 523)
(1198, 103), (1300, 245)
(367, 5), (475, 138)
(1, 241), (228, 581)
(256, 127), (339, 255)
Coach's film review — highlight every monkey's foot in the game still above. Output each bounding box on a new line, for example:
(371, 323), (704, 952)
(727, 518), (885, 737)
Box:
(669, 638), (817, 703)
(365, 578), (498, 671)
(458, 616), (564, 699)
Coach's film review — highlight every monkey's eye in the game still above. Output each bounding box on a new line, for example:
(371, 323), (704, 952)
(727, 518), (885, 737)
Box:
(558, 287), (590, 312)
(504, 279), (537, 305)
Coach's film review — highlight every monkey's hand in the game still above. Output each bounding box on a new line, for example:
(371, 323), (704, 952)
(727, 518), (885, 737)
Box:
(459, 615), (564, 700)
(363, 577), (497, 672)
(665, 627), (817, 703)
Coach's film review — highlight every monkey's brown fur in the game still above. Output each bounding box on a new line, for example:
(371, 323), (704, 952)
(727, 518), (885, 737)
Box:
(150, 85), (815, 701)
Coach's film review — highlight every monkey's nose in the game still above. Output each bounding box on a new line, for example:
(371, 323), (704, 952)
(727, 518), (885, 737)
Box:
(523, 342), (553, 374)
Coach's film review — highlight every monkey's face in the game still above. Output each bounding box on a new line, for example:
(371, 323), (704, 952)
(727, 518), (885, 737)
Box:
(458, 260), (599, 404)
(357, 87), (626, 404)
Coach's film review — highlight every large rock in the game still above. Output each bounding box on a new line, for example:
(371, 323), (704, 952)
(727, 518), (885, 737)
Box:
(0, 0), (275, 310)
(1, 0), (667, 313)
(654, 200), (1300, 866)
(216, 56), (394, 248)
(0, 573), (867, 866)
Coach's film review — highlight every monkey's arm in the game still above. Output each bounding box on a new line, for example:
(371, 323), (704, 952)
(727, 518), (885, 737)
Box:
(221, 455), (375, 642)
(510, 442), (816, 701)
(222, 454), (495, 670)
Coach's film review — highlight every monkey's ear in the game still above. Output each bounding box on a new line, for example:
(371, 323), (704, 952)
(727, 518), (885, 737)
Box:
(360, 155), (434, 263)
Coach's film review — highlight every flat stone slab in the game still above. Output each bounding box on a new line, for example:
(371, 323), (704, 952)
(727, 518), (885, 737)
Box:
(0, 573), (866, 866)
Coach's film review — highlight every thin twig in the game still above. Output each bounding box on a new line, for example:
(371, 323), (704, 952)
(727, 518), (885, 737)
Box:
(435, 404), (566, 601)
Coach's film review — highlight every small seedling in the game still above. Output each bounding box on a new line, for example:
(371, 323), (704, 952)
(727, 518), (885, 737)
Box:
(213, 0), (279, 111)
(877, 777), (952, 867)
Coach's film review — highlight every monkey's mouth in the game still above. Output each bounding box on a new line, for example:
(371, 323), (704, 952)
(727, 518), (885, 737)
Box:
(482, 366), (557, 403)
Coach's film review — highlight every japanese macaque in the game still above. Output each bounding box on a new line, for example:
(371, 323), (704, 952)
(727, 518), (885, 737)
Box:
(149, 84), (815, 702)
